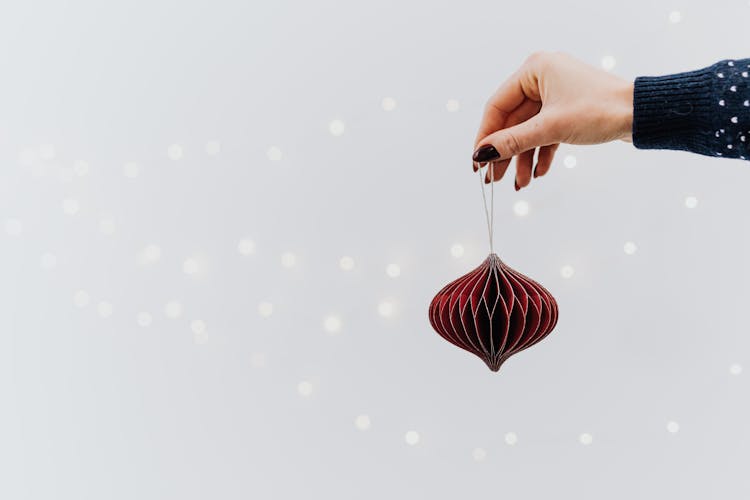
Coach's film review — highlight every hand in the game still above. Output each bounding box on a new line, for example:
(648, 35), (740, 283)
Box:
(472, 51), (634, 189)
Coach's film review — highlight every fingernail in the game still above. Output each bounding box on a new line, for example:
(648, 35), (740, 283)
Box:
(533, 168), (539, 178)
(472, 144), (501, 163)
(515, 180), (520, 191)
(485, 175), (491, 184)
(472, 161), (478, 172)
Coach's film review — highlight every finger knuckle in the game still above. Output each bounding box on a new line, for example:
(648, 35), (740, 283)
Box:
(504, 131), (523, 156)
(526, 50), (550, 67)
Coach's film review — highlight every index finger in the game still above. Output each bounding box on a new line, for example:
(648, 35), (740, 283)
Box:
(473, 69), (528, 150)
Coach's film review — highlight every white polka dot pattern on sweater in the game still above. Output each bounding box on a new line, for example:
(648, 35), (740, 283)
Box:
(713, 60), (750, 160)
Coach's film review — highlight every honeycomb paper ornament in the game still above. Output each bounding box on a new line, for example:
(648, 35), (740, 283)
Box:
(429, 253), (558, 371)
(428, 167), (559, 372)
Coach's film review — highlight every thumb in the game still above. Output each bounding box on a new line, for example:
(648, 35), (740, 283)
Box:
(477, 112), (559, 159)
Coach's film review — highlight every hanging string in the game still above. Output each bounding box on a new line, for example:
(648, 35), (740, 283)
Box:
(477, 161), (495, 254)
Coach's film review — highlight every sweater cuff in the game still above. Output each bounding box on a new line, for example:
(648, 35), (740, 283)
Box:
(632, 63), (718, 155)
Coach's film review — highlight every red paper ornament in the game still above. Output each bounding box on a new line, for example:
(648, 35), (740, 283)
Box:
(428, 164), (559, 371)
(429, 253), (558, 372)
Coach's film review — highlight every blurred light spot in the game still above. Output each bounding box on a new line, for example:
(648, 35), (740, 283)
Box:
(137, 312), (152, 327)
(164, 300), (183, 319)
(5, 219), (22, 236)
(167, 144), (183, 160)
(601, 55), (616, 71)
(297, 380), (313, 397)
(97, 301), (113, 318)
(513, 200), (530, 217)
(560, 265), (575, 279)
(729, 363), (743, 375)
(62, 198), (80, 215)
(41, 252), (57, 269)
(323, 315), (342, 334)
(450, 243), (465, 258)
(505, 432), (518, 445)
(378, 300), (395, 318)
(123, 162), (140, 178)
(238, 238), (256, 256)
(563, 154), (577, 168)
(73, 290), (90, 307)
(190, 320), (206, 335)
(339, 256), (355, 271)
(258, 301), (274, 318)
(355, 414), (371, 431)
(668, 10), (681, 23)
(446, 99), (460, 112)
(191, 320), (208, 344)
(623, 241), (638, 255)
(205, 141), (221, 155)
(250, 352), (267, 368)
(329, 119), (346, 136)
(685, 196), (698, 208)
(666, 421), (680, 433)
(404, 430), (420, 445)
(142, 244), (161, 263)
(39, 144), (56, 160)
(386, 263), (401, 278)
(183, 258), (199, 275)
(472, 448), (487, 462)
(382, 97), (397, 111)
(99, 217), (116, 235)
(281, 252), (297, 268)
(267, 146), (283, 161)
(579, 433), (593, 445)
(73, 161), (89, 176)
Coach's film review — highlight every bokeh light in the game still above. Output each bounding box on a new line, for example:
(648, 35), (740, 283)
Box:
(404, 431), (420, 445)
(339, 256), (355, 271)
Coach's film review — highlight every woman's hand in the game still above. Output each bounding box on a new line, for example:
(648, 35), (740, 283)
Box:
(472, 51), (634, 189)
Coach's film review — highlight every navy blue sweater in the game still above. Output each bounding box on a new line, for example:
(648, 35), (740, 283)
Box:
(633, 58), (750, 160)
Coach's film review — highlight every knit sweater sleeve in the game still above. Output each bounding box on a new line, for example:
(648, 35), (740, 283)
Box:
(632, 58), (750, 161)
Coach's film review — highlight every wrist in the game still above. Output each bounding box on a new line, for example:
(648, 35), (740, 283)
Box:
(616, 80), (634, 143)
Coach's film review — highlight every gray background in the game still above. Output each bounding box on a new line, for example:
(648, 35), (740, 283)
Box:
(1, 0), (749, 498)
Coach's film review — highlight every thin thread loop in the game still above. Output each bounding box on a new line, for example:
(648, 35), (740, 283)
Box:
(477, 163), (495, 254)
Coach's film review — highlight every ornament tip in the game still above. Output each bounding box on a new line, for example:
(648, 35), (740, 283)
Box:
(485, 358), (502, 372)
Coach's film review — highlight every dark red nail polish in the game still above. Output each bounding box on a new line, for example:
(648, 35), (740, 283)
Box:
(472, 144), (501, 163)
(473, 161), (478, 172)
(515, 180), (520, 191)
(533, 169), (539, 178)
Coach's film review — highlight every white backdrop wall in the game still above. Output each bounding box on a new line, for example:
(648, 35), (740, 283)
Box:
(1, 1), (749, 498)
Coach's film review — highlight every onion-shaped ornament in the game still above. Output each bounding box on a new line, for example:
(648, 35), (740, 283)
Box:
(427, 166), (559, 371)
(428, 253), (558, 371)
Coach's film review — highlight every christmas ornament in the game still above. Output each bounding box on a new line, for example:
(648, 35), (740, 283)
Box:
(428, 167), (558, 371)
